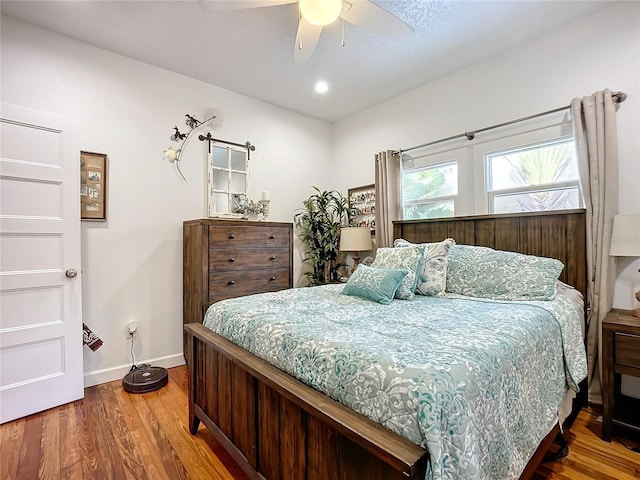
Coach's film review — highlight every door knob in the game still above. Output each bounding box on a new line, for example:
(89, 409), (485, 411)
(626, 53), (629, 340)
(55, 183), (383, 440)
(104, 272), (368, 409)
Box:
(65, 268), (78, 278)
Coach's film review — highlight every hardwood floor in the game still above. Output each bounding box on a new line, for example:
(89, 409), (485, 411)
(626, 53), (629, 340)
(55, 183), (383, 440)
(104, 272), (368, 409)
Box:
(1, 367), (248, 480)
(1, 366), (638, 480)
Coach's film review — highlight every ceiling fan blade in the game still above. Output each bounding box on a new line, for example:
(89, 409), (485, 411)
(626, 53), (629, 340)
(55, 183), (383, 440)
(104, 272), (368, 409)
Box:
(197, 0), (295, 12)
(341, 0), (413, 41)
(294, 18), (323, 64)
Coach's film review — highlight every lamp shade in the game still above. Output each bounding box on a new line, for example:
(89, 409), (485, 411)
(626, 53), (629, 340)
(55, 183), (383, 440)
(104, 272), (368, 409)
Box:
(610, 213), (640, 257)
(339, 227), (372, 252)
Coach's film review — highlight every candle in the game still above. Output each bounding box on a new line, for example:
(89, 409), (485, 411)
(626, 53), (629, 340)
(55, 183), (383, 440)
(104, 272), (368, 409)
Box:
(262, 191), (270, 201)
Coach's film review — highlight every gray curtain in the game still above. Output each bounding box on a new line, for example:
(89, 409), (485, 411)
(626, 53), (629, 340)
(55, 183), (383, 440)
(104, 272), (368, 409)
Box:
(570, 89), (619, 405)
(374, 150), (402, 248)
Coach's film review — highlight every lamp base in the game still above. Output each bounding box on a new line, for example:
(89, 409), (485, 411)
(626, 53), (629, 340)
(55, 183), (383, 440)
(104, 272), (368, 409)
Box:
(351, 253), (361, 274)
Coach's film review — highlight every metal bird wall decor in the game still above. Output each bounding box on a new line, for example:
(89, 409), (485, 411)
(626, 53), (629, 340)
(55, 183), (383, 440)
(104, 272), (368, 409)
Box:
(163, 113), (216, 181)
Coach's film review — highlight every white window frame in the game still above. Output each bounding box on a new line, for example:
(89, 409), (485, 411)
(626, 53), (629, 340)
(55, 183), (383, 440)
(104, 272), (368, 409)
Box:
(402, 162), (458, 217)
(474, 127), (580, 215)
(485, 136), (582, 214)
(401, 146), (471, 219)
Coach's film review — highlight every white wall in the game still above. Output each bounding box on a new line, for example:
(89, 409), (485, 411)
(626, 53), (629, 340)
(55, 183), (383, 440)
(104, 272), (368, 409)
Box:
(333, 1), (640, 396)
(1, 16), (334, 386)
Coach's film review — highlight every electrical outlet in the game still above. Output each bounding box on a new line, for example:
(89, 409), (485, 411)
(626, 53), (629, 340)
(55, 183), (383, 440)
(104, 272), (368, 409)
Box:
(127, 320), (138, 335)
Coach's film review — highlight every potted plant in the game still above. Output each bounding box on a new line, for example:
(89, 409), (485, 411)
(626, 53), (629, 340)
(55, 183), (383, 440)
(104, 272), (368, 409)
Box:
(294, 187), (349, 286)
(242, 200), (264, 220)
(232, 194), (264, 220)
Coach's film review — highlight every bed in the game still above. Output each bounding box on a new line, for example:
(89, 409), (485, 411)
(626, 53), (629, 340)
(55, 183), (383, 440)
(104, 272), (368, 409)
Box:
(184, 209), (587, 480)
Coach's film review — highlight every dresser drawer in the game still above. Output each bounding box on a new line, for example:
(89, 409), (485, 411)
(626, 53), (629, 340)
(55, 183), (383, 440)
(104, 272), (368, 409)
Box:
(209, 267), (290, 296)
(208, 286), (287, 306)
(615, 332), (640, 368)
(208, 286), (285, 305)
(209, 247), (290, 271)
(209, 225), (290, 248)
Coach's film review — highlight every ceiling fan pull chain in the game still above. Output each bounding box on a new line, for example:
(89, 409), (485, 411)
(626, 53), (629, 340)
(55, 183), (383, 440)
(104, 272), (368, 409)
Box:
(298, 2), (303, 51)
(341, 15), (345, 47)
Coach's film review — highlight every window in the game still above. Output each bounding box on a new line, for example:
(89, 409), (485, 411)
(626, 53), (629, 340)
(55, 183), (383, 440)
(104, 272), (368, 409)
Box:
(486, 137), (581, 214)
(208, 143), (250, 216)
(402, 161), (458, 219)
(400, 111), (581, 219)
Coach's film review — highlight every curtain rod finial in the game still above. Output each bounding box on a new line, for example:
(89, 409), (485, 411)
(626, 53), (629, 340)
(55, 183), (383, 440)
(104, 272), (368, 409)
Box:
(613, 91), (627, 103)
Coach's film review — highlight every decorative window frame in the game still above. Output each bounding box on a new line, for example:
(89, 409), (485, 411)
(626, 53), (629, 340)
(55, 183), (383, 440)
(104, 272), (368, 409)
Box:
(207, 141), (251, 217)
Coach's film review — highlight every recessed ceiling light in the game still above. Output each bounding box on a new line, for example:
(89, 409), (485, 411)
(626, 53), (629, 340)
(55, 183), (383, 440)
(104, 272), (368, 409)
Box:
(315, 81), (329, 94)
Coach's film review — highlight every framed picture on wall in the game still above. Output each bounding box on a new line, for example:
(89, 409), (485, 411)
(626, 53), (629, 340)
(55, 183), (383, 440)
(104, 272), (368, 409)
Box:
(347, 184), (375, 232)
(80, 151), (108, 221)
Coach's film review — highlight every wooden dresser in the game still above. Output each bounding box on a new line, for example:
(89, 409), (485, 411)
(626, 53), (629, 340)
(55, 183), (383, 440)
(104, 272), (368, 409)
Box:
(183, 219), (293, 329)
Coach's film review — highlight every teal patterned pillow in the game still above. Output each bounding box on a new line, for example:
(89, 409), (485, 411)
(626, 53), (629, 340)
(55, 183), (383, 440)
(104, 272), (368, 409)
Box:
(371, 245), (426, 300)
(446, 245), (564, 301)
(394, 238), (456, 297)
(341, 265), (407, 304)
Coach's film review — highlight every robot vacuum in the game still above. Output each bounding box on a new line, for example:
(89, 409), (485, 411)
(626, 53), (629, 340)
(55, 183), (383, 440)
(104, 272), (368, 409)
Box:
(122, 364), (168, 393)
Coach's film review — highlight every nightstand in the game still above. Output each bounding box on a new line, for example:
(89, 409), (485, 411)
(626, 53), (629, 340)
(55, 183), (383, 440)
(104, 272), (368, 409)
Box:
(602, 308), (640, 441)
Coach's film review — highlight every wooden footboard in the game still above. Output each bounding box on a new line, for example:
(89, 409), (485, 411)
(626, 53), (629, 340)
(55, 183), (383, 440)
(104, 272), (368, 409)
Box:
(185, 322), (429, 480)
(185, 322), (573, 480)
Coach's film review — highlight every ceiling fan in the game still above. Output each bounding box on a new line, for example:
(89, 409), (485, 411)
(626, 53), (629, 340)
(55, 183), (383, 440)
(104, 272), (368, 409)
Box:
(197, 0), (414, 63)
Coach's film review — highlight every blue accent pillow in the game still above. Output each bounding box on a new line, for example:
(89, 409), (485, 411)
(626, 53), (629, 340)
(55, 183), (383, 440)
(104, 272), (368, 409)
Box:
(446, 245), (564, 301)
(371, 245), (426, 300)
(341, 265), (407, 304)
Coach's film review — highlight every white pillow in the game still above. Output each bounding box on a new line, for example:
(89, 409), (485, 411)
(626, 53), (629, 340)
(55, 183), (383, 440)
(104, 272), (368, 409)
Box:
(446, 245), (564, 301)
(394, 238), (456, 297)
(371, 244), (425, 301)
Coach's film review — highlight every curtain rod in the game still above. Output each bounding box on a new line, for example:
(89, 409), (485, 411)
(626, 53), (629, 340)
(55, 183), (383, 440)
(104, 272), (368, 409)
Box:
(198, 132), (256, 152)
(394, 90), (627, 156)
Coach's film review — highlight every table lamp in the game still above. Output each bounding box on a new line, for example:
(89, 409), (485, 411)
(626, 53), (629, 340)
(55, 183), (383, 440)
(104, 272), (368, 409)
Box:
(610, 213), (640, 317)
(339, 227), (373, 273)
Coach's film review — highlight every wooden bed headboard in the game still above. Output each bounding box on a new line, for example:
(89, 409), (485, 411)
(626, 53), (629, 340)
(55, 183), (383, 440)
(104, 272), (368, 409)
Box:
(393, 209), (587, 301)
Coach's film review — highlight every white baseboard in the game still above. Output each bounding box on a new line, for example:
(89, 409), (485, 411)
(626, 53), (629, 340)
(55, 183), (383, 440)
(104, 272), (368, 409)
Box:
(83, 353), (186, 388)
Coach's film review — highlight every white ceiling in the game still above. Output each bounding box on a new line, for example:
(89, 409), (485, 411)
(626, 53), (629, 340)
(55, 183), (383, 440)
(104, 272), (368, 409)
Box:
(1, 0), (612, 123)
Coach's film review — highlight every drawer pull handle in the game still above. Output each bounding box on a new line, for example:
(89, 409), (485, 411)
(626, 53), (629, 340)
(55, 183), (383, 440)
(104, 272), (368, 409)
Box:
(229, 258), (236, 262)
(227, 280), (236, 285)
(270, 256), (277, 261)
(269, 235), (275, 239)
(228, 234), (236, 239)
(270, 276), (277, 281)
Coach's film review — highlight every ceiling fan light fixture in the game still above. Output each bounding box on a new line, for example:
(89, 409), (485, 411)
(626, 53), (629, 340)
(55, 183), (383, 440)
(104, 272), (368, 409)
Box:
(299, 0), (342, 26)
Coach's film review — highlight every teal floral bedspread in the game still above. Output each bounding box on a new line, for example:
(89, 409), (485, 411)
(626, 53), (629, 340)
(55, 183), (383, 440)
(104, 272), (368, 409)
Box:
(203, 285), (587, 480)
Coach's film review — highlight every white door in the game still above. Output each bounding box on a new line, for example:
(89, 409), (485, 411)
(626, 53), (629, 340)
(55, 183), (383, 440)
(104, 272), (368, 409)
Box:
(0, 103), (83, 423)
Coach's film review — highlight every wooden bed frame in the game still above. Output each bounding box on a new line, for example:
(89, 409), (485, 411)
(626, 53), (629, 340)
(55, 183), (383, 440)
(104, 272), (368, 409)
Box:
(185, 209), (587, 480)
